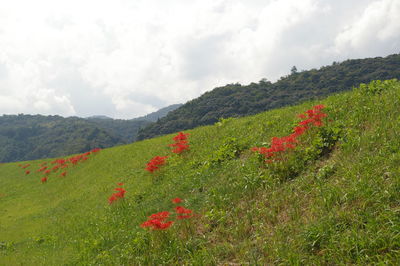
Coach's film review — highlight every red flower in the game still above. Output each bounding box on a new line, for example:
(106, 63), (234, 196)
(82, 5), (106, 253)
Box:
(108, 194), (117, 204)
(41, 177), (47, 183)
(37, 166), (48, 172)
(141, 219), (174, 230)
(91, 148), (101, 153)
(170, 132), (190, 154)
(108, 185), (127, 204)
(313, 104), (325, 110)
(172, 132), (189, 142)
(44, 170), (51, 175)
(117, 182), (124, 186)
(171, 197), (182, 204)
(141, 211), (174, 230)
(149, 211), (170, 221)
(114, 187), (126, 198)
(175, 206), (192, 214)
(25, 170), (30, 175)
(252, 104), (328, 163)
(60, 172), (67, 177)
(145, 156), (168, 172)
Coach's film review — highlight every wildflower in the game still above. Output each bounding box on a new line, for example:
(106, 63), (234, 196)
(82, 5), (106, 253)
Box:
(252, 104), (328, 163)
(37, 166), (48, 172)
(91, 148), (101, 153)
(108, 184), (127, 204)
(175, 206), (192, 214)
(41, 177), (47, 183)
(60, 172), (67, 177)
(114, 187), (126, 198)
(149, 211), (170, 221)
(108, 194), (118, 204)
(175, 206), (193, 219)
(170, 132), (190, 154)
(141, 219), (174, 230)
(117, 182), (124, 186)
(173, 132), (189, 142)
(145, 156), (167, 172)
(171, 197), (182, 204)
(141, 211), (174, 230)
(25, 170), (30, 175)
(170, 141), (190, 154)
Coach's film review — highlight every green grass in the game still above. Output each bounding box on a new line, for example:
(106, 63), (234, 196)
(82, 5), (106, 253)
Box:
(1, 79), (400, 265)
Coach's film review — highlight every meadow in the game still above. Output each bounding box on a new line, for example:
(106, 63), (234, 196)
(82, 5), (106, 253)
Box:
(1, 79), (399, 265)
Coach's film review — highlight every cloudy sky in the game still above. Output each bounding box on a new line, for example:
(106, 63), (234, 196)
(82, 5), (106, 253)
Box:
(0, 0), (399, 119)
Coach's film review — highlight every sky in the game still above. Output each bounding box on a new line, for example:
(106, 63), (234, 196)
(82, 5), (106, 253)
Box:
(0, 0), (399, 119)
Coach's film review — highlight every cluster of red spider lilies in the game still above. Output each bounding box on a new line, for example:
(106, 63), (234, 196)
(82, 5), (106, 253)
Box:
(108, 183), (126, 204)
(145, 132), (190, 173)
(251, 105), (327, 163)
(18, 148), (101, 183)
(140, 197), (194, 230)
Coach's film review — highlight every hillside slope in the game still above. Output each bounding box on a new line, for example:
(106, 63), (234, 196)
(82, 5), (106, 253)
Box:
(138, 53), (400, 140)
(0, 79), (399, 265)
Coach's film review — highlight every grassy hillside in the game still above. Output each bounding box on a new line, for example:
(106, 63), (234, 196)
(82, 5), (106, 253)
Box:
(138, 53), (400, 140)
(1, 79), (399, 265)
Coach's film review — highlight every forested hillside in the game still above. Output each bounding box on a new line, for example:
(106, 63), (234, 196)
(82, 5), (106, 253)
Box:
(86, 104), (182, 142)
(0, 104), (182, 162)
(138, 53), (400, 140)
(0, 115), (124, 163)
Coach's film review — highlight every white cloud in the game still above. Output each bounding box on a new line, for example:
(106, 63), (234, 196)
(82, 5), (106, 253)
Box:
(334, 0), (400, 57)
(0, 0), (398, 118)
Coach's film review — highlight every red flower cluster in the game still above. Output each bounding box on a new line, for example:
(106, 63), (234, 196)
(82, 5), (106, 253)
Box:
(19, 164), (30, 169)
(17, 148), (101, 184)
(140, 198), (194, 230)
(252, 105), (326, 163)
(169, 132), (190, 154)
(108, 183), (126, 204)
(171, 197), (182, 204)
(175, 205), (193, 219)
(145, 156), (168, 173)
(140, 211), (174, 230)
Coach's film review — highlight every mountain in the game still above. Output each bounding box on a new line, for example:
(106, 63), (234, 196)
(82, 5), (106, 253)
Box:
(135, 103), (183, 122)
(1, 79), (399, 264)
(137, 53), (400, 140)
(0, 104), (182, 163)
(0, 114), (124, 163)
(86, 103), (183, 143)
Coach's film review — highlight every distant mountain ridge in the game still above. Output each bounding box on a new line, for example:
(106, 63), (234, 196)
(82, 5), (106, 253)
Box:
(0, 104), (182, 162)
(137, 53), (400, 140)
